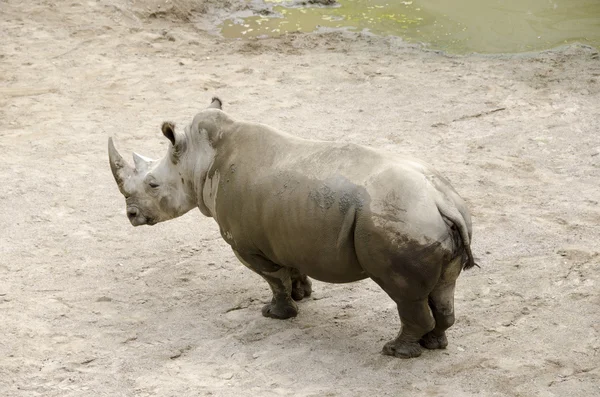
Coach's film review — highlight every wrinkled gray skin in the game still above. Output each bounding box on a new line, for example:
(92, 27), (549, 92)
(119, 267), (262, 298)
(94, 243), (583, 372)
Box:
(108, 97), (477, 359)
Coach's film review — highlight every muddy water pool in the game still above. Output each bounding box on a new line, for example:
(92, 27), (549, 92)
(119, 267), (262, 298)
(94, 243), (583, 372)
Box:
(220, 0), (600, 53)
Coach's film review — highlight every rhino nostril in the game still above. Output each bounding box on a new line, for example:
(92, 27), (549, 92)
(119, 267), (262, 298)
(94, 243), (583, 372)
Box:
(127, 208), (139, 218)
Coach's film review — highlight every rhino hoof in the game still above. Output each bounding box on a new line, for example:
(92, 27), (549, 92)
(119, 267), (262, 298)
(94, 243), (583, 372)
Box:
(419, 331), (448, 350)
(382, 340), (423, 359)
(261, 301), (298, 319)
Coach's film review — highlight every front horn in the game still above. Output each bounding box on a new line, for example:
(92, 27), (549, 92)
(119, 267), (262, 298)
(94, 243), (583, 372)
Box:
(108, 137), (134, 195)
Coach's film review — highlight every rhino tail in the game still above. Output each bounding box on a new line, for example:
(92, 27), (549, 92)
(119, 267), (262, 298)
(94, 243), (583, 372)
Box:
(436, 200), (478, 270)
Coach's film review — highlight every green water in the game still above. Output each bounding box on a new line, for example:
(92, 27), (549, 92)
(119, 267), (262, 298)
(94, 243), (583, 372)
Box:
(220, 0), (600, 53)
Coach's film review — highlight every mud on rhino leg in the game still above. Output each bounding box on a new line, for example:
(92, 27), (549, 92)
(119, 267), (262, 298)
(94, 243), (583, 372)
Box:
(290, 269), (312, 301)
(233, 250), (298, 319)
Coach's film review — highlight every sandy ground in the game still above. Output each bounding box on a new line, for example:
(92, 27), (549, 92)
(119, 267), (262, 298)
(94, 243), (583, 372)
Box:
(1, 1), (600, 396)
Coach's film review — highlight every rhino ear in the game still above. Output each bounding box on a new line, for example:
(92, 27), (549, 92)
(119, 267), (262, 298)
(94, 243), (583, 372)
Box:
(208, 97), (222, 110)
(162, 122), (176, 146)
(161, 121), (187, 163)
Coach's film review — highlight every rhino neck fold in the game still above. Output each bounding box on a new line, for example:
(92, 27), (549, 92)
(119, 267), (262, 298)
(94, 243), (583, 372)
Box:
(187, 109), (235, 219)
(191, 139), (218, 219)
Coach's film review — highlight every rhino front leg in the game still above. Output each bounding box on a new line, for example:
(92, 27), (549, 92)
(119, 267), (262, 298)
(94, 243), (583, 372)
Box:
(233, 250), (298, 319)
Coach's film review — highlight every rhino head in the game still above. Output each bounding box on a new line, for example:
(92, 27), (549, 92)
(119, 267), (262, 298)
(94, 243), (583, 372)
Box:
(108, 97), (222, 226)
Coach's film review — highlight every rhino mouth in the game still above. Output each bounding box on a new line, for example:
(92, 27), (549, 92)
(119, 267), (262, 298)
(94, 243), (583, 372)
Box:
(126, 206), (156, 226)
(129, 216), (156, 227)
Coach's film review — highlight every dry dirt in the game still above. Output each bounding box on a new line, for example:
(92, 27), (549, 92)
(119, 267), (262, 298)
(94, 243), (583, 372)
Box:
(1, 1), (599, 396)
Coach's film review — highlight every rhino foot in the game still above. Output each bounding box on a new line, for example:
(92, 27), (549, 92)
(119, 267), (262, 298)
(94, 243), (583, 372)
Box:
(382, 340), (423, 359)
(291, 275), (312, 301)
(261, 299), (298, 319)
(419, 331), (448, 350)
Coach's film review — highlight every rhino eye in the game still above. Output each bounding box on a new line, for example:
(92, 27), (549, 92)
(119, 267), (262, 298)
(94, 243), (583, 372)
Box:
(148, 182), (160, 188)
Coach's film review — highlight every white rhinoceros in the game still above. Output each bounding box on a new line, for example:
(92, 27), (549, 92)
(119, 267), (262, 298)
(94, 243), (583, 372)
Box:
(108, 97), (477, 359)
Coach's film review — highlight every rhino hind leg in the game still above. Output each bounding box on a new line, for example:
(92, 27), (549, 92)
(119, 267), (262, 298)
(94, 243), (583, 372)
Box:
(420, 255), (462, 350)
(357, 253), (438, 358)
(381, 298), (435, 359)
(291, 270), (312, 301)
(419, 281), (455, 349)
(233, 250), (298, 319)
